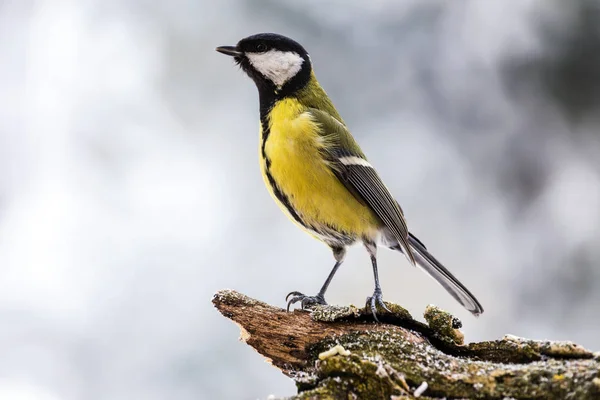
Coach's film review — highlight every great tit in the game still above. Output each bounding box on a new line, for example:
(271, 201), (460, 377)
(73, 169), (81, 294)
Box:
(216, 33), (483, 320)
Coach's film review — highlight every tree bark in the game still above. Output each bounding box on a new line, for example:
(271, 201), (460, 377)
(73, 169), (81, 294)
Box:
(212, 289), (600, 399)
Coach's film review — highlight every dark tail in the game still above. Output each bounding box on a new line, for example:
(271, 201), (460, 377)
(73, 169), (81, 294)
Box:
(393, 233), (484, 316)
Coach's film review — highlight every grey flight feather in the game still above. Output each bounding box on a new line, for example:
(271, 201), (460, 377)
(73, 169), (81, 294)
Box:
(407, 233), (484, 316)
(339, 163), (416, 265)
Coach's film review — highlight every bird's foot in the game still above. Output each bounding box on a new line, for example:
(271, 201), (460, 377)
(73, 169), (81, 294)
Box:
(365, 287), (390, 322)
(286, 291), (327, 311)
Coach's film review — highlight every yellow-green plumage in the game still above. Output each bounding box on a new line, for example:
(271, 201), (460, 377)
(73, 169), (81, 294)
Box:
(259, 76), (381, 242)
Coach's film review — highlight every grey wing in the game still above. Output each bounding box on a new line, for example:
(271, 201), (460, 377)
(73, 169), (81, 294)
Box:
(407, 233), (484, 315)
(329, 149), (416, 266)
(330, 148), (484, 315)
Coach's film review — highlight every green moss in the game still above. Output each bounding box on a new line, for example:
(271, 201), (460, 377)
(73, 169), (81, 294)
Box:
(291, 377), (350, 400)
(592, 377), (600, 392)
(290, 329), (600, 399)
(533, 337), (594, 358)
(309, 301), (413, 323)
(316, 355), (406, 399)
(293, 371), (320, 392)
(212, 289), (265, 308)
(465, 338), (542, 363)
(311, 305), (362, 322)
(423, 305), (464, 346)
(463, 335), (596, 364)
(377, 302), (414, 321)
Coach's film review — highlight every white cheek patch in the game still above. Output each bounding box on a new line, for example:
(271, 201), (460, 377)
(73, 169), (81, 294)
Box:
(246, 50), (304, 88)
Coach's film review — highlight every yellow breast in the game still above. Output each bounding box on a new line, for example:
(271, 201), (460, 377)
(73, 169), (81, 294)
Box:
(259, 99), (379, 242)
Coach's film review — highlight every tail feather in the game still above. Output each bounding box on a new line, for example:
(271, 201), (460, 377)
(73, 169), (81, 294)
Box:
(396, 233), (484, 316)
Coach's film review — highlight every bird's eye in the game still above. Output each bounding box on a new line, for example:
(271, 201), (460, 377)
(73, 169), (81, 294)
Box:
(256, 43), (267, 52)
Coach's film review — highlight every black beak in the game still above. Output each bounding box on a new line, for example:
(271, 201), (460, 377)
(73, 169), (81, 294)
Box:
(216, 46), (243, 57)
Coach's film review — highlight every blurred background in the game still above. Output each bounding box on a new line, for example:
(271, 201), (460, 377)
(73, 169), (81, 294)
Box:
(1, 0), (600, 398)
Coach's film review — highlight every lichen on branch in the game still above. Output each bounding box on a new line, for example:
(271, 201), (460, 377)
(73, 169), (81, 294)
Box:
(212, 289), (600, 399)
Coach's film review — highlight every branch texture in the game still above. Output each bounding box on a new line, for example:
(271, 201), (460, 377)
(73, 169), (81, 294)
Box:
(213, 289), (600, 399)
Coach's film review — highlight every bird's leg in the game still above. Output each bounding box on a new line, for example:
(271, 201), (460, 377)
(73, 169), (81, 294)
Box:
(364, 241), (390, 321)
(286, 246), (346, 311)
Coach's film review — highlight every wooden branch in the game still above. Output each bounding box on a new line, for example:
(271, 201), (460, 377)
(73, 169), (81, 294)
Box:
(213, 289), (600, 400)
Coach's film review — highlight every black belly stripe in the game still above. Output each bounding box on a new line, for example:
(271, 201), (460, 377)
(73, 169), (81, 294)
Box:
(259, 113), (305, 227)
(260, 110), (271, 160)
(264, 166), (305, 225)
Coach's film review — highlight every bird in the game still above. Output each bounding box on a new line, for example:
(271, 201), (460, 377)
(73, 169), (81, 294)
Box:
(216, 33), (484, 320)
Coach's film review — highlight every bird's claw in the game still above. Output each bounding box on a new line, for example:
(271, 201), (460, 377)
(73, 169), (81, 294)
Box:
(286, 291), (327, 311)
(365, 287), (390, 322)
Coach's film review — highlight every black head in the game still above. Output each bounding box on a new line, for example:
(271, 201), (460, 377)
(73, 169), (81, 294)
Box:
(216, 33), (312, 98)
